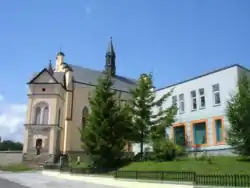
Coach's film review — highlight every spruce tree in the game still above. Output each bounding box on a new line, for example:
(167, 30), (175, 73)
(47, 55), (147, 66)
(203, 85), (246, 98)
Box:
(226, 73), (250, 156)
(80, 75), (131, 168)
(129, 73), (177, 159)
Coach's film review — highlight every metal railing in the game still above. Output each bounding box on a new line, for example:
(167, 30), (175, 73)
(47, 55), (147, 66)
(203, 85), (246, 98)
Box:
(43, 165), (250, 187)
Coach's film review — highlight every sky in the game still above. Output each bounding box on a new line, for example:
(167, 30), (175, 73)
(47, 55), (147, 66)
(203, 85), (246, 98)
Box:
(0, 0), (250, 142)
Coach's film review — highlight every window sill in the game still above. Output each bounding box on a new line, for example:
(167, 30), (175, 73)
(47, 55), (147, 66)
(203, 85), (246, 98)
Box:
(199, 107), (205, 110)
(213, 103), (221, 107)
(214, 141), (225, 145)
(191, 109), (197, 112)
(179, 111), (185, 114)
(192, 144), (208, 148)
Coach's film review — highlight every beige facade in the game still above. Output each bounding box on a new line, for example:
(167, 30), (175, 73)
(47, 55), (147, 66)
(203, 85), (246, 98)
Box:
(22, 39), (136, 163)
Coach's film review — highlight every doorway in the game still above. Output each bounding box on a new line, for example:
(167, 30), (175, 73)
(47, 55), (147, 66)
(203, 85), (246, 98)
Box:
(35, 138), (43, 155)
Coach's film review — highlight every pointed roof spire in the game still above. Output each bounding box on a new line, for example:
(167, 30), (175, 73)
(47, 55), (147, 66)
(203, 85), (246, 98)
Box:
(47, 60), (54, 74)
(106, 37), (115, 56)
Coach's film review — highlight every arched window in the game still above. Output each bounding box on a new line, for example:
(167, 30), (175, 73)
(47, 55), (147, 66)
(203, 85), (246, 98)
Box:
(33, 102), (49, 124)
(81, 107), (89, 128)
(42, 106), (49, 124)
(34, 107), (41, 124)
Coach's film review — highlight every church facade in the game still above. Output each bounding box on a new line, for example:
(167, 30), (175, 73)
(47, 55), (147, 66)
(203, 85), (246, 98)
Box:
(22, 38), (136, 163)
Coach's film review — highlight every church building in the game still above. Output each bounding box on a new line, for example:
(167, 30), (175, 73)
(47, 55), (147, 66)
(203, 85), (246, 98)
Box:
(22, 38), (137, 163)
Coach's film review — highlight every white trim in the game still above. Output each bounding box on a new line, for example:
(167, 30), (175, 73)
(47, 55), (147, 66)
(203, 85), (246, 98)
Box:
(33, 135), (48, 147)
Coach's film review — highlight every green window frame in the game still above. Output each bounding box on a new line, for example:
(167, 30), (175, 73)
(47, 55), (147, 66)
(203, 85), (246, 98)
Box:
(215, 119), (223, 143)
(193, 122), (207, 145)
(173, 126), (185, 146)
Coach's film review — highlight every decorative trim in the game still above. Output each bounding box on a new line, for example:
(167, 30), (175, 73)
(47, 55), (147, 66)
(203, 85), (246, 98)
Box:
(27, 93), (65, 101)
(33, 135), (48, 147)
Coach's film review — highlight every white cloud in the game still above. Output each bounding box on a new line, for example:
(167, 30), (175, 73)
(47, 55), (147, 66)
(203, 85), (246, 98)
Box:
(0, 94), (26, 142)
(85, 6), (91, 14)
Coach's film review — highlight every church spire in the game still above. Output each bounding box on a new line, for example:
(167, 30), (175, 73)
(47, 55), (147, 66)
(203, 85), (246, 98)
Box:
(105, 37), (116, 77)
(47, 60), (54, 74)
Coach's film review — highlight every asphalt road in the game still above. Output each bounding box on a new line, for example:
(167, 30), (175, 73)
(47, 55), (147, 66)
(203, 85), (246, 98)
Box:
(0, 171), (121, 188)
(0, 178), (28, 188)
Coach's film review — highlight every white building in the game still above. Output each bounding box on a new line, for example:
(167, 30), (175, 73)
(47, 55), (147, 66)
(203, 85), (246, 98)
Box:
(133, 64), (250, 155)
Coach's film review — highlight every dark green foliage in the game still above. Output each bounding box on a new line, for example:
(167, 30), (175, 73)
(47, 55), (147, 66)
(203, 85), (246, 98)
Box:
(0, 140), (23, 151)
(79, 75), (132, 168)
(226, 73), (250, 156)
(128, 73), (177, 160)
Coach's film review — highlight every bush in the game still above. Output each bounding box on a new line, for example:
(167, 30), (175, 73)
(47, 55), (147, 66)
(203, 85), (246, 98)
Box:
(174, 144), (186, 157)
(153, 139), (176, 161)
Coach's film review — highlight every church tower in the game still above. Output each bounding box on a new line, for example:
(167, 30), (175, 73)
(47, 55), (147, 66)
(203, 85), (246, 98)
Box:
(105, 37), (116, 76)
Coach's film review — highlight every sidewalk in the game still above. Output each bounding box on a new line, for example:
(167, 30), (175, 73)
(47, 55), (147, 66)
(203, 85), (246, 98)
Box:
(42, 170), (195, 188)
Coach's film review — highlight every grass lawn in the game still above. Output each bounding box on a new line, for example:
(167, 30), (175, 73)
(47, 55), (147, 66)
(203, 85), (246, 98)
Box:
(0, 163), (33, 172)
(119, 156), (250, 174)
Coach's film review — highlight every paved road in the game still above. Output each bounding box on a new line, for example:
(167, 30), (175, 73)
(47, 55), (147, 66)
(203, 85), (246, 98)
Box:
(0, 171), (121, 188)
(0, 178), (28, 188)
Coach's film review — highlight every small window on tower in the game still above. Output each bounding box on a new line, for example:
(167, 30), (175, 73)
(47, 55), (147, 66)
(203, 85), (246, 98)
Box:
(42, 88), (46, 92)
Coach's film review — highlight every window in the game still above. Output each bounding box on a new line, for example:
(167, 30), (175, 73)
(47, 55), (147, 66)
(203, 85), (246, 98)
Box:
(199, 88), (206, 109)
(172, 95), (177, 107)
(173, 125), (186, 146)
(192, 121), (207, 145)
(191, 90), (197, 110)
(212, 84), (221, 105)
(81, 107), (89, 128)
(34, 107), (41, 124)
(33, 102), (49, 124)
(179, 94), (185, 113)
(214, 119), (224, 143)
(42, 106), (49, 124)
(57, 108), (61, 126)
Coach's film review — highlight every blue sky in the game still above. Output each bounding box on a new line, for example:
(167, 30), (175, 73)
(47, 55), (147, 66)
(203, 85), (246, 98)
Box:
(0, 0), (250, 141)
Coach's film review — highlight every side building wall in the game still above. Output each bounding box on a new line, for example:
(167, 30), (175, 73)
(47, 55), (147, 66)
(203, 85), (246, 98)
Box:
(133, 66), (242, 155)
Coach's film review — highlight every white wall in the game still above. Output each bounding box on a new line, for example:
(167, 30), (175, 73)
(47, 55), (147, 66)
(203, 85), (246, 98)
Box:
(0, 151), (23, 166)
(132, 66), (241, 154)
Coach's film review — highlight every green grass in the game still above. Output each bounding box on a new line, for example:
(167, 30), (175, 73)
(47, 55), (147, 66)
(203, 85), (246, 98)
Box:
(0, 163), (33, 172)
(119, 156), (250, 174)
(70, 162), (88, 168)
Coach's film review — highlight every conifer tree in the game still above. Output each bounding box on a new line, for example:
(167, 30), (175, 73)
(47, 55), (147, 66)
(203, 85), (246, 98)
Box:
(129, 73), (177, 159)
(226, 73), (250, 156)
(80, 75), (131, 168)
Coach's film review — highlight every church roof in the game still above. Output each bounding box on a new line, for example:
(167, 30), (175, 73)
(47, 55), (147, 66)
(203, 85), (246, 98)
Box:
(29, 64), (137, 93)
(69, 64), (137, 92)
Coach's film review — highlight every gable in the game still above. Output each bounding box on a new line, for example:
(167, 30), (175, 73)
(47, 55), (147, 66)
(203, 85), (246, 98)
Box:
(28, 68), (59, 84)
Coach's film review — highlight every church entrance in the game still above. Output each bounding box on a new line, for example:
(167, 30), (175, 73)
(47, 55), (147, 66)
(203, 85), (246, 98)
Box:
(35, 138), (43, 155)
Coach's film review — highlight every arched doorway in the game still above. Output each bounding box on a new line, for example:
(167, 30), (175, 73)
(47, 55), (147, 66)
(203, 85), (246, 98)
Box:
(35, 139), (43, 155)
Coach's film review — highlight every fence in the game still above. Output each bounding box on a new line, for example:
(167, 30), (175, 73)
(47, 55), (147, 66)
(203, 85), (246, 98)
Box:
(43, 165), (250, 187)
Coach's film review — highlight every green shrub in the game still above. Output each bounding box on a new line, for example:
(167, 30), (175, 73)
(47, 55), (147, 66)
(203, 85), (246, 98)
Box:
(153, 139), (176, 161)
(174, 144), (186, 157)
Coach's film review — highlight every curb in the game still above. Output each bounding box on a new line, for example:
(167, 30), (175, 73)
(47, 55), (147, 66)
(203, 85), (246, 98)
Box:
(42, 170), (195, 188)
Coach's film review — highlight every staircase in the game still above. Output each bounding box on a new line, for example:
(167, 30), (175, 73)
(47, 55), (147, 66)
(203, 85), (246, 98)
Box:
(23, 153), (56, 168)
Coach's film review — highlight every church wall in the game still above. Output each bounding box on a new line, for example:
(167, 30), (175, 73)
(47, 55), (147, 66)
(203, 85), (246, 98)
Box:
(68, 83), (94, 152)
(67, 82), (133, 154)
(24, 83), (65, 158)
